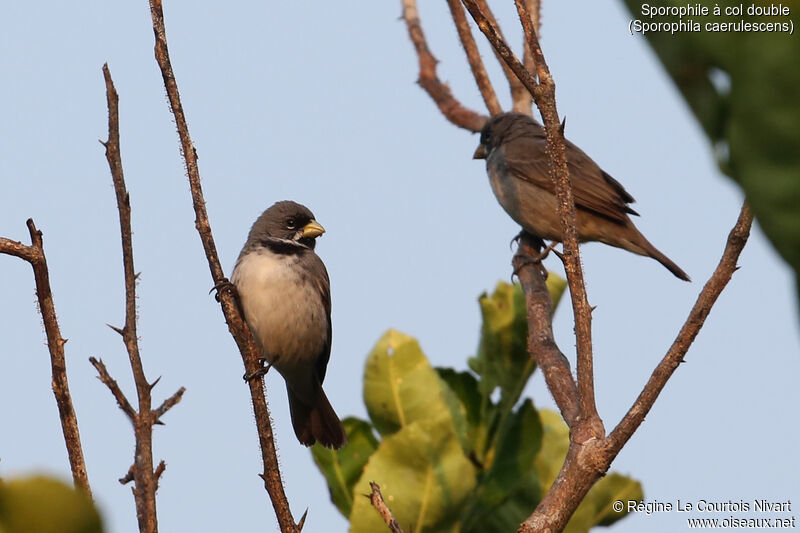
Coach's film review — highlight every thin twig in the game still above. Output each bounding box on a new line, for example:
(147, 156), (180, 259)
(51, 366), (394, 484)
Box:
(518, 0), (539, 113)
(607, 203), (754, 450)
(460, 0), (600, 431)
(473, 0), (531, 114)
(513, 0), (599, 430)
(513, 235), (579, 426)
(145, 1), (298, 531)
(120, 464), (136, 485)
(368, 482), (406, 533)
(102, 63), (189, 533)
(518, 203), (754, 533)
(445, 0), (502, 116)
(0, 223), (92, 496)
(154, 461), (166, 486)
(153, 387), (186, 424)
(89, 356), (137, 420)
(401, 0), (488, 132)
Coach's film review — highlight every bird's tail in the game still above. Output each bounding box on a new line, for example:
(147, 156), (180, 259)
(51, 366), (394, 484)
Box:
(288, 385), (347, 449)
(624, 230), (691, 282)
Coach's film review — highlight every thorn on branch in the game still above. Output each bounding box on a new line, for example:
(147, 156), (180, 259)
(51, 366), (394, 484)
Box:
(369, 481), (405, 533)
(154, 460), (166, 486)
(153, 386), (186, 424)
(119, 464), (135, 485)
(297, 509), (308, 531)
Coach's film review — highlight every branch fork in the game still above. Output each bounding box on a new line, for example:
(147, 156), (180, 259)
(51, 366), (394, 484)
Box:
(401, 2), (754, 531)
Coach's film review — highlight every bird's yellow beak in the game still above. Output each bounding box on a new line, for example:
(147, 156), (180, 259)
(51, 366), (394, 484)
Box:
(301, 220), (325, 238)
(473, 144), (487, 159)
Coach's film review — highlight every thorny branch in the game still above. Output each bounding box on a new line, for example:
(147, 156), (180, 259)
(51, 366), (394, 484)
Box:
(0, 221), (91, 496)
(401, 2), (755, 532)
(369, 482), (406, 533)
(146, 1), (299, 531)
(95, 64), (185, 533)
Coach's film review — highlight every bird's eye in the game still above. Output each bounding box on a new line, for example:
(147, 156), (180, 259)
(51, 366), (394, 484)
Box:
(286, 218), (297, 229)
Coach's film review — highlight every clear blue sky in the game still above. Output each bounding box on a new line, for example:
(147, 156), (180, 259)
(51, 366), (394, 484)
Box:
(2, 1), (798, 532)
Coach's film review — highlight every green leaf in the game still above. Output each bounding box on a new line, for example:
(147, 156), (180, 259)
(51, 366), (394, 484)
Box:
(311, 417), (379, 517)
(436, 368), (489, 455)
(621, 0), (800, 292)
(349, 414), (477, 533)
(363, 329), (458, 437)
(469, 279), (566, 415)
(469, 282), (534, 413)
(535, 409), (570, 492)
(565, 473), (644, 532)
(0, 476), (103, 533)
(462, 399), (543, 532)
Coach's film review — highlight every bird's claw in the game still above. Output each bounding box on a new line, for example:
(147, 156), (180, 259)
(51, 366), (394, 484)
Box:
(511, 240), (557, 280)
(210, 278), (237, 302)
(243, 358), (273, 382)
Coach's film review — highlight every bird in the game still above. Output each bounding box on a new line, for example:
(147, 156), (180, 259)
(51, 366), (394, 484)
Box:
(473, 112), (690, 281)
(231, 201), (346, 449)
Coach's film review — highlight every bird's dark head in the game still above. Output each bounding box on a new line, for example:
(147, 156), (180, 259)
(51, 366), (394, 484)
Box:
(473, 112), (541, 160)
(248, 201), (324, 250)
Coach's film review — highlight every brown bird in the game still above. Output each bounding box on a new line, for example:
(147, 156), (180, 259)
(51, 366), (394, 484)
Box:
(473, 112), (690, 281)
(232, 201), (346, 448)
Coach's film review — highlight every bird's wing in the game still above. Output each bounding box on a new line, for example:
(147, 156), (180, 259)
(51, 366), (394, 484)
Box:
(501, 135), (639, 224)
(306, 251), (333, 385)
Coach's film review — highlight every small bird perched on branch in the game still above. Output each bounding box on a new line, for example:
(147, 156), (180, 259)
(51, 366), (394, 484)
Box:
(473, 112), (690, 281)
(232, 201), (346, 449)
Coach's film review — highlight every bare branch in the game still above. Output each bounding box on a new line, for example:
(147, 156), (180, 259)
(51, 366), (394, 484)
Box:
(513, 235), (579, 426)
(368, 482), (406, 533)
(401, 0), (488, 132)
(102, 63), (188, 533)
(472, 0), (531, 114)
(607, 203), (754, 450)
(460, 0), (600, 431)
(445, 0), (502, 116)
(513, 0), (598, 428)
(0, 222), (92, 496)
(518, 203), (754, 533)
(154, 461), (166, 486)
(120, 464), (135, 485)
(145, 1), (298, 530)
(89, 356), (137, 421)
(153, 387), (186, 423)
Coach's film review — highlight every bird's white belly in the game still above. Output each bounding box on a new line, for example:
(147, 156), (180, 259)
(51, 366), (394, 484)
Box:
(232, 250), (327, 374)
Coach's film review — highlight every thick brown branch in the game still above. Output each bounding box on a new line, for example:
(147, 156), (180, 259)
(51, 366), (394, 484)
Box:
(145, 2), (298, 531)
(445, 0), (502, 116)
(519, 203), (754, 533)
(513, 235), (579, 426)
(0, 223), (92, 496)
(401, 0), (488, 132)
(607, 203), (753, 450)
(369, 482), (406, 533)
